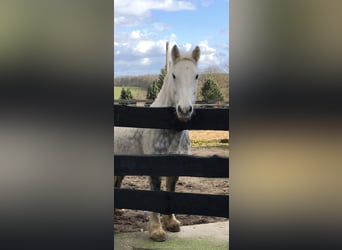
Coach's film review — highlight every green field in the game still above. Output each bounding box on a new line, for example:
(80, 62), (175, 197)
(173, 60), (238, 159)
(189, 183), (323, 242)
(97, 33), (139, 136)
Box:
(114, 86), (147, 100)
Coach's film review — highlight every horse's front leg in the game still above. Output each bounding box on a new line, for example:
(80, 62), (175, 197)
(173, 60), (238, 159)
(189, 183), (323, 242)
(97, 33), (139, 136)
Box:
(162, 176), (181, 232)
(148, 176), (167, 242)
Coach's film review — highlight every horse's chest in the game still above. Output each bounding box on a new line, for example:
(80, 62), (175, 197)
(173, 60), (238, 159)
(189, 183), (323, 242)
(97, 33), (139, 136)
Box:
(143, 129), (189, 154)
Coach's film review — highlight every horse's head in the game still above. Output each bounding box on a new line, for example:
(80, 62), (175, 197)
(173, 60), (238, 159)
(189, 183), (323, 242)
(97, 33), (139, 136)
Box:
(170, 45), (200, 122)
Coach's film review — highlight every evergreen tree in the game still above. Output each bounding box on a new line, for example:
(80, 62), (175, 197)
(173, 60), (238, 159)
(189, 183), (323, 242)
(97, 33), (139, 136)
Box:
(125, 88), (133, 99)
(146, 80), (160, 100)
(119, 87), (133, 104)
(119, 88), (127, 100)
(201, 77), (224, 102)
(157, 68), (166, 89)
(146, 68), (166, 100)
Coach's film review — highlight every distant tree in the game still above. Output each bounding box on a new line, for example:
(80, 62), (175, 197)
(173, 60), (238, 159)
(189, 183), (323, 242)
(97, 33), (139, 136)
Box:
(119, 88), (127, 99)
(201, 77), (224, 102)
(119, 87), (133, 104)
(146, 68), (166, 100)
(156, 68), (166, 89)
(146, 80), (160, 100)
(125, 88), (133, 99)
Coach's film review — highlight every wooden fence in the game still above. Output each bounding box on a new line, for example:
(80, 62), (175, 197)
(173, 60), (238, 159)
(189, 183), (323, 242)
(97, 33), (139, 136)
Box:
(114, 104), (229, 218)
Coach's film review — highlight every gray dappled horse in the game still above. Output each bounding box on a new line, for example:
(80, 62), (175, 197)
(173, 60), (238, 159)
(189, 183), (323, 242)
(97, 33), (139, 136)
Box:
(114, 45), (200, 242)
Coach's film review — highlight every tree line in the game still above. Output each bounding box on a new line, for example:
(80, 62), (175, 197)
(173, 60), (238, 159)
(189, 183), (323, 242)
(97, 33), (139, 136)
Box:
(117, 68), (228, 102)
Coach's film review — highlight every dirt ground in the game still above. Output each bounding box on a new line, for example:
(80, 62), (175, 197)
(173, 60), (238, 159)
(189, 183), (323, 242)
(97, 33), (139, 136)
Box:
(114, 135), (229, 233)
(189, 130), (229, 142)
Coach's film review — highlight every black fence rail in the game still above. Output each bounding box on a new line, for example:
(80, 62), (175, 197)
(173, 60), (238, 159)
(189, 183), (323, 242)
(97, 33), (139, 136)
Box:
(114, 154), (229, 178)
(115, 189), (229, 218)
(114, 104), (229, 218)
(114, 105), (229, 130)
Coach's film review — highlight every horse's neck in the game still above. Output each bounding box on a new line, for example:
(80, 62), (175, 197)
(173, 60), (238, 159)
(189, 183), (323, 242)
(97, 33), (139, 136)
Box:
(151, 73), (173, 107)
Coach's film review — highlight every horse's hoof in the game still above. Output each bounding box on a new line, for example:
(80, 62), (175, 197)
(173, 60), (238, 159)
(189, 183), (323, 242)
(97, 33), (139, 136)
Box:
(148, 222), (167, 242)
(149, 228), (167, 242)
(163, 218), (181, 232)
(114, 209), (125, 216)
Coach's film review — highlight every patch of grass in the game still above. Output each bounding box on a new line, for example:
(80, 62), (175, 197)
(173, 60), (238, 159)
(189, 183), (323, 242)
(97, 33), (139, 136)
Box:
(191, 139), (229, 148)
(114, 86), (147, 100)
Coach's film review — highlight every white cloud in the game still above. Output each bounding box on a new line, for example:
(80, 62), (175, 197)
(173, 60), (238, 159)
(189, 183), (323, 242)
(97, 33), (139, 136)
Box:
(169, 33), (177, 41)
(114, 29), (156, 45)
(195, 40), (227, 70)
(114, 36), (228, 76)
(114, 14), (228, 75)
(130, 30), (142, 39)
(135, 40), (155, 53)
(200, 0), (213, 7)
(141, 58), (151, 65)
(199, 40), (216, 53)
(183, 43), (192, 52)
(114, 0), (196, 26)
(152, 22), (169, 31)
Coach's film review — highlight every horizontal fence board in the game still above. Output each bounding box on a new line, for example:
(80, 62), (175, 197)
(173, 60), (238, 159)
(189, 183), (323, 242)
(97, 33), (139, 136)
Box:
(114, 154), (229, 178)
(114, 188), (229, 218)
(114, 105), (229, 130)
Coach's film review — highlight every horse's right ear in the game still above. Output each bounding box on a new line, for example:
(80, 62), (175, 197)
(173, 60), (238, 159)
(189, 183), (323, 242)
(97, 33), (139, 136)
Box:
(171, 45), (180, 62)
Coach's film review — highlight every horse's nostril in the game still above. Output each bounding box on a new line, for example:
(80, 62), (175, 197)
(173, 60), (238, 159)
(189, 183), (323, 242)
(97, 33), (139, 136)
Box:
(177, 105), (192, 115)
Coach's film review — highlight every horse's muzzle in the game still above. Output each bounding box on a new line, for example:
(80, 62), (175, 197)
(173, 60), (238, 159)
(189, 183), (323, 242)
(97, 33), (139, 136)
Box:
(176, 105), (193, 122)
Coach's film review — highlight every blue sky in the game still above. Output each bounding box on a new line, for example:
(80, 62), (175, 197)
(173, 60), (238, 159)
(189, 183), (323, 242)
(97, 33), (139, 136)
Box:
(114, 0), (229, 76)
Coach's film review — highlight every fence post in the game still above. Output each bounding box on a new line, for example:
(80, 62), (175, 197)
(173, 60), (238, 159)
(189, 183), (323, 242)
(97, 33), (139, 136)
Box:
(166, 41), (169, 73)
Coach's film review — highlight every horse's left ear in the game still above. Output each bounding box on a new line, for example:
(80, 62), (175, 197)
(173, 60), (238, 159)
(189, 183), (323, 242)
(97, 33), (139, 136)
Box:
(172, 45), (181, 62)
(192, 46), (200, 62)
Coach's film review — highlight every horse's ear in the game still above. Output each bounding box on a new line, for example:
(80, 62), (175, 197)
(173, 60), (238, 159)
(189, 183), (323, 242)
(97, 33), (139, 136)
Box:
(171, 45), (180, 62)
(192, 46), (200, 62)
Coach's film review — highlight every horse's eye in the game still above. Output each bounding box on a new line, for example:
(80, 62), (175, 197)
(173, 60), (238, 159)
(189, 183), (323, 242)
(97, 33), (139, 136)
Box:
(172, 73), (176, 79)
(195, 74), (199, 80)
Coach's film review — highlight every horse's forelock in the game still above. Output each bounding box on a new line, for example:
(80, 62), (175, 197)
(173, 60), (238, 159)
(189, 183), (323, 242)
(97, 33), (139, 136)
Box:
(172, 56), (197, 66)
